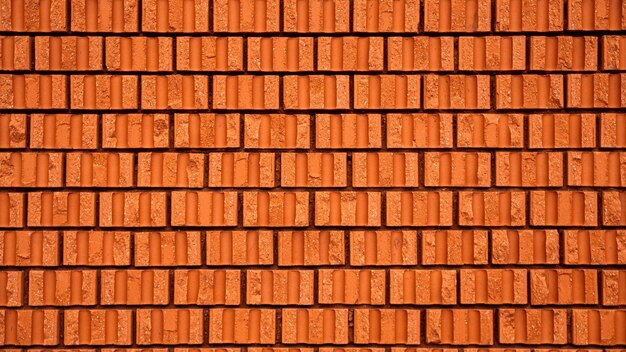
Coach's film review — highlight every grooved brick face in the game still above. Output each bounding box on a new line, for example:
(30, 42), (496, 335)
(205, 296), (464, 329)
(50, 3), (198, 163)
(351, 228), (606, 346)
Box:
(0, 1), (624, 350)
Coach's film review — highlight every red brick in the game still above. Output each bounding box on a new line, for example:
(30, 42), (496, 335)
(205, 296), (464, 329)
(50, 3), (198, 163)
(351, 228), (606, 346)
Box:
(283, 0), (350, 32)
(564, 230), (626, 265)
(244, 191), (309, 227)
(213, 75), (279, 109)
(0, 231), (58, 266)
(568, 0), (626, 30)
(0, 193), (23, 228)
(386, 191), (453, 226)
(177, 37), (243, 71)
(0, 310), (59, 345)
(30, 114), (97, 149)
(572, 309), (626, 345)
(388, 37), (454, 71)
(0, 271), (22, 306)
(603, 191), (626, 226)
(63, 231), (131, 266)
(70, 75), (137, 109)
(316, 114), (382, 149)
(602, 270), (626, 306)
(0, 37), (30, 70)
(284, 75), (350, 109)
(390, 270), (456, 305)
(351, 230), (417, 266)
(354, 309), (420, 344)
(491, 230), (560, 265)
(214, 0), (280, 32)
(0, 152), (63, 187)
(142, 0), (208, 32)
(568, 152), (626, 186)
(134, 231), (202, 266)
(355, 75), (420, 109)
(426, 309), (493, 345)
(422, 230), (489, 265)
(316, 191), (380, 226)
(249, 37), (313, 71)
(0, 115), (26, 148)
(601, 113), (626, 148)
(106, 37), (172, 71)
(28, 192), (95, 227)
(499, 309), (567, 344)
(496, 0), (564, 31)
(138, 152), (204, 188)
(424, 75), (490, 109)
(459, 191), (526, 226)
(142, 75), (208, 109)
(457, 114), (523, 148)
(425, 152), (491, 187)
(35, 36), (102, 70)
(175, 269), (240, 305)
(71, 0), (137, 31)
(460, 269), (527, 304)
(530, 191), (597, 226)
(102, 114), (170, 148)
(424, 0), (491, 32)
(1, 0), (66, 31)
(175, 113), (240, 148)
(387, 113), (453, 148)
(64, 309), (132, 345)
(99, 192), (166, 227)
(496, 75), (564, 109)
(101, 269), (169, 305)
(530, 36), (597, 71)
(245, 114), (309, 149)
(319, 269), (385, 304)
(569, 73), (626, 108)
(136, 309), (203, 344)
(530, 269), (598, 305)
(529, 113), (596, 149)
(318, 37), (383, 71)
(209, 152), (275, 187)
(282, 308), (347, 344)
(66, 153), (134, 187)
(0, 74), (67, 109)
(281, 153), (346, 187)
(248, 269), (313, 305)
(354, 0), (419, 32)
(603, 36), (626, 70)
(496, 152), (563, 187)
(278, 230), (344, 266)
(207, 230), (274, 266)
(29, 270), (96, 306)
(209, 308), (276, 344)
(171, 191), (238, 227)
(459, 36), (526, 71)
(353, 152), (418, 187)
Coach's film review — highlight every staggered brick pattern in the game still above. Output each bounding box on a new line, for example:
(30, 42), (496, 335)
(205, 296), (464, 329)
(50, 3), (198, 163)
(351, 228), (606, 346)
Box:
(1, 0), (626, 350)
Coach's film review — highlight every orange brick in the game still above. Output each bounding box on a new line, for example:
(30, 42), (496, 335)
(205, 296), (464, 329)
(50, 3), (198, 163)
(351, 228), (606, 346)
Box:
(244, 191), (309, 227)
(459, 36), (526, 71)
(101, 269), (169, 305)
(0, 310), (59, 345)
(0, 152), (62, 187)
(426, 309), (493, 345)
(457, 114), (523, 148)
(424, 0), (491, 32)
(602, 270), (626, 306)
(568, 0), (626, 30)
(29, 270), (96, 306)
(603, 191), (626, 226)
(244, 114), (309, 149)
(63, 231), (131, 266)
(0, 271), (22, 306)
(248, 270), (313, 305)
(603, 36), (626, 70)
(209, 152), (275, 187)
(213, 75), (279, 109)
(66, 153), (134, 187)
(0, 115), (26, 148)
(316, 191), (380, 226)
(601, 113), (626, 148)
(424, 75), (490, 109)
(499, 309), (567, 344)
(386, 191), (453, 226)
(136, 309), (203, 344)
(460, 269), (527, 304)
(0, 74), (67, 109)
(174, 113), (240, 148)
(142, 0), (208, 32)
(496, 152), (563, 187)
(70, 75), (137, 109)
(282, 153), (346, 187)
(283, 0), (350, 32)
(206, 230), (274, 266)
(529, 113), (596, 148)
(214, 0), (280, 32)
(318, 37), (383, 71)
(319, 269), (385, 305)
(491, 230), (560, 265)
(35, 36), (102, 70)
(142, 75), (208, 109)
(530, 36), (597, 71)
(134, 231), (202, 266)
(106, 37), (172, 71)
(353, 152), (418, 187)
(496, 75), (563, 109)
(278, 230), (344, 266)
(351, 230), (417, 266)
(572, 309), (626, 345)
(530, 191), (598, 226)
(0, 37), (30, 70)
(209, 308), (276, 344)
(316, 114), (382, 149)
(568, 152), (626, 186)
(282, 308), (347, 344)
(138, 152), (204, 188)
(388, 37), (454, 71)
(0, 231), (58, 266)
(249, 37), (313, 71)
(422, 230), (489, 265)
(284, 75), (350, 109)
(1, 0), (66, 31)
(64, 309), (132, 345)
(171, 191), (238, 227)
(354, 309), (420, 344)
(425, 152), (491, 187)
(387, 113), (453, 148)
(177, 37), (243, 71)
(568, 73), (626, 108)
(353, 0), (419, 32)
(175, 269), (240, 305)
(71, 0), (137, 31)
(530, 269), (598, 305)
(99, 192), (166, 227)
(28, 192), (95, 227)
(564, 230), (626, 265)
(102, 114), (170, 148)
(459, 191), (526, 226)
(390, 270), (456, 305)
(496, 0), (564, 31)
(0, 193), (23, 228)
(354, 75), (420, 109)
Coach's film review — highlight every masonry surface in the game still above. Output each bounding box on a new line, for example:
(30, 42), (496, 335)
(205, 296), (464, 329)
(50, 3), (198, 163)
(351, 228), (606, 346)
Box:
(0, 0), (626, 350)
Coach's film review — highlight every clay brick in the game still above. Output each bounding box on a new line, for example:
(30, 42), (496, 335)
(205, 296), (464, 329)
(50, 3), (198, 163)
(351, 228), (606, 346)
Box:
(572, 309), (626, 345)
(390, 270), (456, 305)
(386, 191), (453, 226)
(353, 0), (419, 32)
(64, 309), (132, 345)
(66, 153), (134, 187)
(142, 0), (208, 32)
(496, 75), (564, 109)
(99, 192), (165, 227)
(106, 37), (172, 71)
(284, 75), (350, 109)
(134, 231), (202, 266)
(175, 269), (240, 305)
(498, 309), (567, 344)
(426, 309), (493, 345)
(602, 270), (626, 305)
(424, 75), (490, 109)
(27, 192), (94, 227)
(0, 152), (62, 187)
(530, 36), (597, 71)
(457, 114), (523, 148)
(354, 309), (420, 344)
(354, 75), (420, 109)
(353, 152), (418, 187)
(0, 0), (66, 31)
(530, 191), (598, 226)
(568, 0), (626, 30)
(530, 269), (598, 305)
(282, 308), (347, 344)
(214, 0), (280, 32)
(564, 230), (626, 265)
(316, 191), (380, 226)
(496, 152), (563, 187)
(388, 37), (454, 71)
(209, 308), (276, 344)
(496, 0), (564, 31)
(35, 36), (102, 71)
(70, 75), (137, 109)
(278, 230), (344, 266)
(282, 153), (346, 187)
(0, 37), (30, 70)
(71, 0), (137, 31)
(248, 270), (313, 305)
(492, 230), (560, 265)
(0, 115), (26, 148)
(351, 230), (417, 266)
(0, 231), (58, 266)
(422, 230), (489, 265)
(425, 152), (491, 187)
(29, 270), (96, 306)
(0, 75), (67, 109)
(319, 269), (385, 305)
(318, 37), (383, 71)
(459, 36), (526, 71)
(175, 113), (241, 149)
(568, 73), (626, 108)
(316, 114), (382, 149)
(603, 191), (626, 226)
(207, 230), (274, 266)
(142, 75), (208, 109)
(176, 37), (243, 71)
(460, 269), (527, 304)
(171, 191), (238, 227)
(0, 193), (23, 228)
(0, 310), (59, 345)
(213, 75), (279, 109)
(244, 191), (309, 227)
(283, 0), (350, 32)
(529, 114), (596, 149)
(601, 113), (626, 148)
(387, 113), (453, 148)
(30, 114), (98, 149)
(63, 231), (131, 266)
(568, 152), (626, 187)
(459, 191), (526, 226)
(209, 152), (275, 187)
(602, 36), (626, 70)
(424, 0), (491, 31)
(138, 152), (204, 188)
(249, 37), (313, 71)
(136, 309), (203, 344)
(0, 271), (22, 306)
(101, 269), (169, 305)
(102, 114), (169, 148)
(244, 114), (309, 149)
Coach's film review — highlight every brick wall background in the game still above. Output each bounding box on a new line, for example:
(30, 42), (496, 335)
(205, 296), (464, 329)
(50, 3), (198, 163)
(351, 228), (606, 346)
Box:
(0, 0), (626, 349)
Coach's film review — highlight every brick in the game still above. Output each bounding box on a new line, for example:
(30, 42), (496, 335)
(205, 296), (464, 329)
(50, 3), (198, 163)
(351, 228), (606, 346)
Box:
(568, 73), (626, 108)
(386, 191), (453, 226)
(496, 0), (564, 31)
(213, 75), (279, 109)
(0, 115), (26, 148)
(601, 113), (626, 148)
(354, 309), (420, 344)
(27, 192), (95, 227)
(460, 269), (527, 304)
(171, 191), (238, 227)
(142, 75), (208, 109)
(424, 0), (491, 31)
(99, 192), (166, 227)
(248, 270), (313, 305)
(35, 36), (102, 70)
(424, 75), (490, 109)
(388, 37), (454, 71)
(71, 0), (137, 31)
(281, 308), (347, 344)
(0, 193), (23, 228)
(491, 230), (560, 265)
(207, 230), (274, 266)
(0, 310), (59, 345)
(457, 114), (523, 148)
(390, 270), (456, 305)
(70, 75), (137, 109)
(498, 309), (567, 344)
(0, 152), (63, 187)
(0, 0), (66, 31)
(602, 270), (626, 305)
(0, 271), (22, 306)
(530, 36), (597, 71)
(0, 75), (67, 109)
(249, 37), (313, 71)
(529, 114), (596, 149)
(174, 113), (241, 149)
(387, 113), (453, 148)
(214, 0), (280, 32)
(496, 152), (563, 187)
(278, 230), (344, 266)
(354, 75), (420, 109)
(177, 37), (242, 71)
(530, 269), (598, 305)
(136, 309), (203, 344)
(29, 270), (96, 306)
(63, 231), (131, 266)
(568, 152), (626, 187)
(209, 152), (274, 187)
(316, 114), (382, 149)
(425, 152), (491, 187)
(571, 309), (626, 345)
(602, 36), (626, 70)
(244, 191), (309, 227)
(351, 230), (417, 266)
(563, 230), (626, 265)
(530, 191), (597, 226)
(422, 230), (489, 265)
(245, 114), (309, 149)
(30, 114), (98, 149)
(64, 309), (132, 345)
(426, 309), (493, 345)
(459, 36), (526, 71)
(354, 0), (419, 32)
(319, 269), (385, 305)
(209, 308), (276, 344)
(282, 153), (346, 187)
(101, 269), (169, 305)
(175, 269), (240, 305)
(0, 37), (30, 70)
(318, 37), (383, 71)
(316, 191), (380, 226)
(283, 0), (350, 32)
(106, 37), (172, 71)
(603, 191), (626, 226)
(353, 152), (418, 187)
(284, 75), (350, 109)
(102, 114), (170, 148)
(142, 0), (208, 32)
(134, 231), (202, 266)
(459, 191), (526, 226)
(138, 152), (204, 188)
(496, 75), (564, 109)
(0, 231), (58, 266)
(66, 153), (134, 187)
(568, 0), (626, 30)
